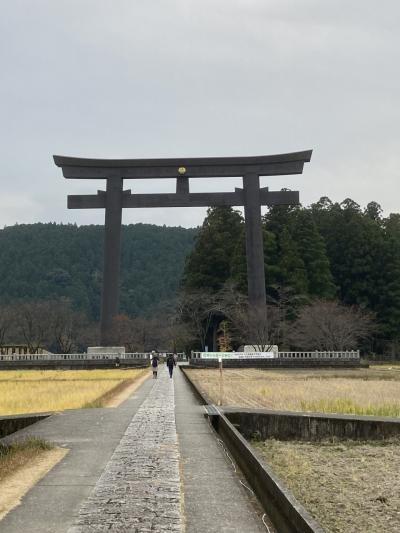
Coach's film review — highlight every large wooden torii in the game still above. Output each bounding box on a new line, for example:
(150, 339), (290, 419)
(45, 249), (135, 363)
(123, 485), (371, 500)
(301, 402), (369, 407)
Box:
(54, 151), (312, 346)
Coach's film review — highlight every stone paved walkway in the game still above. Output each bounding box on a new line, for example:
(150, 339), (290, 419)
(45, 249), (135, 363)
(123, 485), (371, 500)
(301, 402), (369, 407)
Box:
(0, 376), (154, 533)
(69, 371), (181, 532)
(1, 366), (269, 532)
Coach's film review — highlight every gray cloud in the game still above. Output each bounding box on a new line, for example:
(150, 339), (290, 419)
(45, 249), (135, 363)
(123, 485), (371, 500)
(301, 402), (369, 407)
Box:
(0, 0), (399, 228)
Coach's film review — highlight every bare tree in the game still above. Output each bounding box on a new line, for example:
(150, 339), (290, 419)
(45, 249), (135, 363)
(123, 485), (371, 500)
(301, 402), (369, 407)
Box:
(287, 299), (375, 351)
(112, 315), (150, 352)
(15, 301), (52, 352)
(266, 284), (309, 348)
(216, 283), (281, 351)
(160, 317), (194, 353)
(225, 303), (281, 351)
(0, 305), (14, 347)
(177, 291), (216, 350)
(76, 321), (100, 350)
(48, 299), (88, 353)
(7, 300), (94, 353)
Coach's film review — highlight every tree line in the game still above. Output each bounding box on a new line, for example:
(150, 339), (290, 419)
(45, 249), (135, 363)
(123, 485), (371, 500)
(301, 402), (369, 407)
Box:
(1, 200), (398, 357)
(0, 299), (192, 354)
(181, 198), (400, 356)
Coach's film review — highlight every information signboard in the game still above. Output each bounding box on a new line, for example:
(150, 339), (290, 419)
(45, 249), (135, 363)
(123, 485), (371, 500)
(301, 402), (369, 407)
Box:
(199, 352), (275, 359)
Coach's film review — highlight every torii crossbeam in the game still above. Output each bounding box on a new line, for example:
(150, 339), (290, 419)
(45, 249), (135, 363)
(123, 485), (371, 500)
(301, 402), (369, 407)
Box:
(54, 151), (312, 346)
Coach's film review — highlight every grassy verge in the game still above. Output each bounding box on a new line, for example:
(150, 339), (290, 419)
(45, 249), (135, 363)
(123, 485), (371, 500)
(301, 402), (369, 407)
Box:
(0, 437), (53, 482)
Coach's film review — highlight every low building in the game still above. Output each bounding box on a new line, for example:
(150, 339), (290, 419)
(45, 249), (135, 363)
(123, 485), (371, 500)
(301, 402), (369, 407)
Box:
(0, 344), (49, 355)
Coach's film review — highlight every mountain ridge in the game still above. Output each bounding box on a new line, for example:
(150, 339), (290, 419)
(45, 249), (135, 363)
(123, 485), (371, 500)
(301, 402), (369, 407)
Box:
(0, 222), (197, 318)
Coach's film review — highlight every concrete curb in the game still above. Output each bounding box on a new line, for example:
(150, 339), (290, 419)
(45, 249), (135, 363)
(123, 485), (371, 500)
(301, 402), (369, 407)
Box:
(223, 408), (400, 441)
(210, 411), (324, 533)
(179, 366), (214, 405)
(0, 412), (52, 438)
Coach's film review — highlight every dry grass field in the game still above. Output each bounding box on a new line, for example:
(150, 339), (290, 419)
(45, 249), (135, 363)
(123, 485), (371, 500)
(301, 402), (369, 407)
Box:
(253, 438), (400, 532)
(185, 367), (400, 416)
(0, 368), (148, 415)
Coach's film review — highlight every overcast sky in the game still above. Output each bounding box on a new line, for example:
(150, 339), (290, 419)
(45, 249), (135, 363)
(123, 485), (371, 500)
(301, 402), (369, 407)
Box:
(1, 0), (399, 228)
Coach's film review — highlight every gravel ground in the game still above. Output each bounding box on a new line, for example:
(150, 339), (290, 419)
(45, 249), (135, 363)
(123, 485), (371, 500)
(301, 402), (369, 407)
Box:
(253, 438), (400, 532)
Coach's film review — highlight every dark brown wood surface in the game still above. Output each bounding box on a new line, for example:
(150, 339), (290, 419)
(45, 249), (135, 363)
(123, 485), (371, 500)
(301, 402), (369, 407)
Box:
(67, 189), (299, 209)
(54, 150), (311, 346)
(54, 151), (312, 179)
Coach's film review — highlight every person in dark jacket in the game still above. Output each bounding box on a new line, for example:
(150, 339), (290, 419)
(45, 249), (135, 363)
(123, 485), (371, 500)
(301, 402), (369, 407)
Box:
(151, 351), (159, 379)
(166, 353), (176, 378)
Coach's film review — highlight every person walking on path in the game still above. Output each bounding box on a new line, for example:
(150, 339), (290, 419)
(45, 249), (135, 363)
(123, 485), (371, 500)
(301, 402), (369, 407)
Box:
(151, 351), (159, 379)
(166, 353), (176, 378)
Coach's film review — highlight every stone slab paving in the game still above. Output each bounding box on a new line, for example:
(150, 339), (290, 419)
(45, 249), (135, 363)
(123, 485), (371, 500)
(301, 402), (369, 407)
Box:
(68, 370), (182, 532)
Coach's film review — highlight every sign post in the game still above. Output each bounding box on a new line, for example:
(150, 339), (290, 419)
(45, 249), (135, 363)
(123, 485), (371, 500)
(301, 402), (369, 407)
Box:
(218, 356), (223, 406)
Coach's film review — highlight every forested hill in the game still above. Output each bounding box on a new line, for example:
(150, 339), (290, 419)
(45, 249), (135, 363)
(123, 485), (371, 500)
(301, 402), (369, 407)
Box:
(0, 223), (197, 318)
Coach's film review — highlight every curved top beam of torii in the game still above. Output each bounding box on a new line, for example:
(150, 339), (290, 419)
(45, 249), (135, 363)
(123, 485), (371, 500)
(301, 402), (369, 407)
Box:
(53, 150), (312, 179)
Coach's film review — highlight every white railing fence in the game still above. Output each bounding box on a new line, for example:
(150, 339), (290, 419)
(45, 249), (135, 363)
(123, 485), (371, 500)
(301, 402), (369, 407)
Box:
(190, 350), (360, 360)
(277, 351), (359, 360)
(0, 352), (186, 362)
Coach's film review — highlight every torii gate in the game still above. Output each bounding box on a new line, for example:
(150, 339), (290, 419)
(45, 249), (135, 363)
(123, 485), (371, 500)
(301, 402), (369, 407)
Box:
(54, 151), (312, 346)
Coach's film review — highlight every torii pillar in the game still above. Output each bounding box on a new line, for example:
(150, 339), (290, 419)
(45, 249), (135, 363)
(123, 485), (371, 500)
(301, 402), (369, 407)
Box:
(102, 177), (123, 345)
(243, 172), (267, 309)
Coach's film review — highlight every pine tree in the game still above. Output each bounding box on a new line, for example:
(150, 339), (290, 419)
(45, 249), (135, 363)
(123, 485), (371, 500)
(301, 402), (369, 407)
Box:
(182, 206), (244, 292)
(229, 227), (247, 293)
(230, 224), (279, 296)
(312, 198), (381, 307)
(278, 226), (309, 295)
(376, 215), (400, 348)
(290, 210), (336, 298)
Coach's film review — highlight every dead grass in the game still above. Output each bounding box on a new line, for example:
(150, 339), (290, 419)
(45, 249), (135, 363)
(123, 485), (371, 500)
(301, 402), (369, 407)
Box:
(0, 437), (53, 481)
(0, 438), (67, 520)
(186, 368), (400, 416)
(253, 438), (400, 532)
(0, 368), (148, 415)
